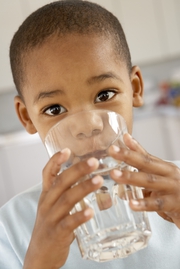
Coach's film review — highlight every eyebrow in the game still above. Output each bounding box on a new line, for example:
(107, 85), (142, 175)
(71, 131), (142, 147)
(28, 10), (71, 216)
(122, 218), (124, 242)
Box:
(33, 89), (64, 104)
(87, 72), (122, 84)
(33, 72), (121, 104)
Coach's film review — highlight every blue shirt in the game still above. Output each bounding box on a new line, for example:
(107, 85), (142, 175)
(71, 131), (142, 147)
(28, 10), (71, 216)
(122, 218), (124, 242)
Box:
(0, 161), (180, 269)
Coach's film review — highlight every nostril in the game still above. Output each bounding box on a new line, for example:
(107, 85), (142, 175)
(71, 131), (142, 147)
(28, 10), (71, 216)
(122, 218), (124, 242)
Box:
(92, 129), (101, 136)
(76, 129), (102, 139)
(77, 133), (86, 139)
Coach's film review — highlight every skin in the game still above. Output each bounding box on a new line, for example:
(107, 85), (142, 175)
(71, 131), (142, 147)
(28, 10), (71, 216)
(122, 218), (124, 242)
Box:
(14, 34), (180, 269)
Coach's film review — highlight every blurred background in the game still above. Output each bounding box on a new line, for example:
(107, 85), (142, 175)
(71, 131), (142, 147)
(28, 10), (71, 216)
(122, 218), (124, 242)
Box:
(0, 0), (180, 206)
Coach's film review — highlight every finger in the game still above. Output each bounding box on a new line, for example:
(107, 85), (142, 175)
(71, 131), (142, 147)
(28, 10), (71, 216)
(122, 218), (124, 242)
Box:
(123, 133), (146, 154)
(129, 194), (180, 213)
(44, 157), (101, 206)
(96, 189), (113, 210)
(123, 134), (162, 166)
(42, 148), (71, 192)
(50, 175), (103, 221)
(142, 189), (153, 198)
(57, 207), (94, 236)
(109, 142), (178, 177)
(111, 169), (176, 192)
(157, 211), (174, 223)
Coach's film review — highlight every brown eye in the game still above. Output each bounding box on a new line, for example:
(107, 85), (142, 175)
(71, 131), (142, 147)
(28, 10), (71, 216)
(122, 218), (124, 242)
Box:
(95, 90), (116, 103)
(44, 104), (66, 116)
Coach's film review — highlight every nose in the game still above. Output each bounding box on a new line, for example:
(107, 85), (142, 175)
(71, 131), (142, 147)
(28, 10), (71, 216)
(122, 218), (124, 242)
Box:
(69, 111), (104, 139)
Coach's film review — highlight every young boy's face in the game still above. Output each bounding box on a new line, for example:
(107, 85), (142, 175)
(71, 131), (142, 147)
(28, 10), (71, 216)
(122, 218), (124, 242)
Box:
(15, 34), (143, 142)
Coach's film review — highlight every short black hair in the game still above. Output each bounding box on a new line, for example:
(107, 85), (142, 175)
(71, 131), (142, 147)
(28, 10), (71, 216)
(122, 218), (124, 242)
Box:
(10, 0), (132, 96)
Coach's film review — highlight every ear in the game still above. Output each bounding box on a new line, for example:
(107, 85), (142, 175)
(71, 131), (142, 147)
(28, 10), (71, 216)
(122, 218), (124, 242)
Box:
(14, 96), (37, 134)
(131, 66), (144, 107)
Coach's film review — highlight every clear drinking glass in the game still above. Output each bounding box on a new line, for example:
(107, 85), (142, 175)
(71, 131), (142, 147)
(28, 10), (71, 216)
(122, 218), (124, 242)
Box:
(45, 110), (151, 262)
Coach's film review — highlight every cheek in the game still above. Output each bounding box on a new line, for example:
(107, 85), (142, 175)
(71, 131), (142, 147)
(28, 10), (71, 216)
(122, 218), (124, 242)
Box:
(122, 95), (133, 134)
(28, 117), (49, 143)
(34, 127), (47, 143)
(113, 104), (133, 134)
(126, 117), (133, 134)
(27, 111), (59, 143)
(121, 109), (133, 135)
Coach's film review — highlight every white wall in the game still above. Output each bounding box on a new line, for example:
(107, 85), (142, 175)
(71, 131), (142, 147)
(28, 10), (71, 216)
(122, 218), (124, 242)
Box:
(0, 133), (48, 206)
(133, 109), (180, 161)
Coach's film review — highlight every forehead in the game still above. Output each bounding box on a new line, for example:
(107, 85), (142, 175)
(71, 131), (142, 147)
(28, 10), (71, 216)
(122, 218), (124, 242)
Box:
(26, 34), (124, 69)
(22, 34), (128, 96)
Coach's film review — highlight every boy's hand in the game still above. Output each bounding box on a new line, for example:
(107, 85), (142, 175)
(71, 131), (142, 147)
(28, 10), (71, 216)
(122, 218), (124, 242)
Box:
(23, 149), (103, 269)
(109, 134), (180, 229)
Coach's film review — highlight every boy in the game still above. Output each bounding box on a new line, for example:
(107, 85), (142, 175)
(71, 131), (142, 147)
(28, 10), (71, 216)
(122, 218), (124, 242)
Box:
(1, 1), (180, 268)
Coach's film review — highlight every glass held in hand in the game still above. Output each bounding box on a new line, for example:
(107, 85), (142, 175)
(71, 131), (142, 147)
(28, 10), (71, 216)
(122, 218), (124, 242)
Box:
(45, 110), (151, 262)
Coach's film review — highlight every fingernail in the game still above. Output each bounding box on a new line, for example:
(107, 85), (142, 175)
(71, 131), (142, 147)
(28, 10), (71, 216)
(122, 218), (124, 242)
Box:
(61, 148), (71, 154)
(92, 175), (102, 185)
(84, 208), (93, 217)
(128, 133), (137, 144)
(112, 145), (120, 152)
(131, 200), (140, 206)
(87, 157), (97, 167)
(127, 133), (132, 139)
(113, 169), (122, 177)
(132, 138), (138, 144)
